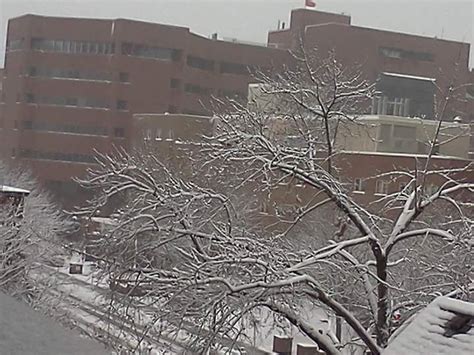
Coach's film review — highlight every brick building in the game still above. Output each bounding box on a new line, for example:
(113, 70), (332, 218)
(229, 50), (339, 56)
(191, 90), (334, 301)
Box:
(131, 113), (473, 230)
(1, 8), (473, 206)
(268, 9), (474, 124)
(0, 14), (288, 204)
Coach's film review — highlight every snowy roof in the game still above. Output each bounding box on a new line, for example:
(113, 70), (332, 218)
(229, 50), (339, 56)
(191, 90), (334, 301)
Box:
(90, 216), (118, 226)
(0, 185), (30, 194)
(383, 296), (474, 355)
(0, 292), (108, 354)
(382, 72), (436, 82)
(340, 150), (471, 162)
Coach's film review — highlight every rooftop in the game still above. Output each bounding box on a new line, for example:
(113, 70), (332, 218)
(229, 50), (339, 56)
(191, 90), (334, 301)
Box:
(383, 296), (474, 355)
(0, 185), (30, 195)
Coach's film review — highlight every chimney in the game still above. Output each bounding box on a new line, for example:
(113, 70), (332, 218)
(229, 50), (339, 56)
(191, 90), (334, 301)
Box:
(273, 335), (293, 355)
(296, 344), (325, 355)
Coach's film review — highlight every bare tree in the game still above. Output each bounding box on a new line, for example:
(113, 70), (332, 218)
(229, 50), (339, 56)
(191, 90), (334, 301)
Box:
(77, 52), (473, 354)
(0, 161), (72, 302)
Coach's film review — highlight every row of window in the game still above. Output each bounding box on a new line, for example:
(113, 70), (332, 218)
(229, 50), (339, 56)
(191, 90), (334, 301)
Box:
(379, 47), (434, 62)
(31, 38), (115, 55)
(170, 79), (246, 99)
(186, 56), (252, 75)
(353, 178), (438, 196)
(184, 83), (212, 95)
(21, 120), (108, 136)
(24, 93), (128, 110)
(187, 55), (215, 71)
(8, 38), (254, 76)
(26, 66), (129, 83)
(28, 66), (113, 82)
(20, 149), (96, 164)
(121, 42), (180, 61)
(372, 96), (410, 117)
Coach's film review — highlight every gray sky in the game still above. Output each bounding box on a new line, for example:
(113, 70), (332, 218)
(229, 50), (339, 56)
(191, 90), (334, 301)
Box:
(0, 0), (473, 68)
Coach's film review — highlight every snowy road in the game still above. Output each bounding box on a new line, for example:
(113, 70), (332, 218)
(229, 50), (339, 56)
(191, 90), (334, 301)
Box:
(30, 263), (270, 354)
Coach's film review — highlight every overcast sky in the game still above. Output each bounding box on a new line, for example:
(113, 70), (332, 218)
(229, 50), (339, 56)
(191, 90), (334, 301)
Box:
(0, 0), (473, 68)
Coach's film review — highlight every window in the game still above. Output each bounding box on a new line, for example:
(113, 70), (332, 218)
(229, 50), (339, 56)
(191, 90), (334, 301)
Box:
(170, 78), (181, 89)
(22, 120), (33, 129)
(20, 149), (95, 164)
(466, 85), (474, 100)
(24, 93), (108, 109)
(372, 96), (409, 116)
(393, 125), (416, 139)
(121, 42), (179, 61)
(119, 72), (130, 83)
(25, 93), (35, 103)
(31, 38), (114, 55)
(21, 120), (107, 136)
(219, 61), (250, 75)
(379, 47), (434, 62)
(184, 83), (211, 95)
(353, 178), (365, 192)
(186, 55), (215, 71)
(375, 180), (389, 195)
(144, 129), (152, 141)
(116, 100), (128, 110)
(7, 38), (24, 51)
(379, 47), (402, 59)
(114, 127), (125, 138)
(386, 97), (408, 116)
(379, 124), (392, 144)
(28, 66), (112, 82)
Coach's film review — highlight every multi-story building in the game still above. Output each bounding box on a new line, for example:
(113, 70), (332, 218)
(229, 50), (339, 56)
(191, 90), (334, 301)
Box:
(1, 8), (473, 206)
(0, 14), (289, 204)
(131, 113), (473, 227)
(268, 8), (474, 124)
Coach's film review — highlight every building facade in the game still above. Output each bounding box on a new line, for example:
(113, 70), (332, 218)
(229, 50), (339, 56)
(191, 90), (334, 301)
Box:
(131, 113), (473, 231)
(268, 9), (474, 124)
(1, 9), (473, 206)
(0, 14), (288, 204)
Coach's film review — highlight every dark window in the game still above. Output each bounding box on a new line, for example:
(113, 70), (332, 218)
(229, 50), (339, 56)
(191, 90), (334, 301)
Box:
(31, 38), (114, 55)
(187, 55), (215, 71)
(22, 120), (33, 129)
(117, 100), (128, 110)
(121, 42), (179, 61)
(28, 66), (112, 82)
(167, 105), (178, 113)
(7, 38), (24, 51)
(184, 83), (211, 95)
(119, 72), (130, 83)
(25, 93), (35, 103)
(379, 46), (434, 62)
(170, 78), (181, 89)
(219, 62), (250, 75)
(114, 127), (125, 137)
(22, 120), (107, 136)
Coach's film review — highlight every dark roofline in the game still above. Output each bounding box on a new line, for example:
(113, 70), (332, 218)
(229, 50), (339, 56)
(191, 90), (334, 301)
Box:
(305, 22), (471, 47)
(8, 13), (284, 51)
(8, 13), (190, 32)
